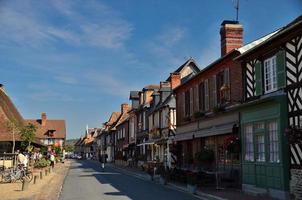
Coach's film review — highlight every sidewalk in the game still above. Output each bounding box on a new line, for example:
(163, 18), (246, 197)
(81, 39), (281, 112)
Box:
(0, 160), (70, 200)
(109, 163), (274, 200)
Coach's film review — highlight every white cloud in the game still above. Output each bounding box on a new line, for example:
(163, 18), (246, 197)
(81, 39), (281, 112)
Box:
(0, 0), (133, 49)
(157, 27), (186, 47)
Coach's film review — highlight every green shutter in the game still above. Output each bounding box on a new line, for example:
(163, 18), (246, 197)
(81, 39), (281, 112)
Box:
(255, 61), (263, 96)
(276, 50), (286, 89)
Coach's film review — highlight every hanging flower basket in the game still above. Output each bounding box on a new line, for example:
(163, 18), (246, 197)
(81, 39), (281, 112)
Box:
(224, 135), (240, 154)
(286, 127), (302, 144)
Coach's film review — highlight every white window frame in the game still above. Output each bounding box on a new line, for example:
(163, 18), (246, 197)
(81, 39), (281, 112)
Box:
(244, 124), (254, 161)
(264, 56), (277, 93)
(268, 121), (279, 163)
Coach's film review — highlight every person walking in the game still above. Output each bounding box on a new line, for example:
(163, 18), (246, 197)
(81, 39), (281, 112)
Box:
(101, 154), (106, 171)
(50, 152), (55, 168)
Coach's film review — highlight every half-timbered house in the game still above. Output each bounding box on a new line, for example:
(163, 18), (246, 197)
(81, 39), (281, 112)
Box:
(236, 15), (302, 200)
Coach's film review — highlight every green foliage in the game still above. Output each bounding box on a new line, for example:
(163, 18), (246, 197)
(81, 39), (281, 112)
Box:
(53, 145), (62, 155)
(195, 148), (215, 163)
(20, 123), (37, 152)
(64, 144), (74, 152)
(34, 158), (50, 168)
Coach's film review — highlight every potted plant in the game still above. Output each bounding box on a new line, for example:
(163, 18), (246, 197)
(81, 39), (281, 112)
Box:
(187, 172), (198, 194)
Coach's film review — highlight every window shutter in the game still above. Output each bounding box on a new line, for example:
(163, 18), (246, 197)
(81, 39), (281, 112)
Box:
(181, 92), (185, 119)
(190, 88), (193, 116)
(224, 68), (230, 100)
(195, 85), (199, 112)
(255, 61), (263, 96)
(276, 50), (286, 89)
(204, 79), (209, 111)
(212, 75), (217, 107)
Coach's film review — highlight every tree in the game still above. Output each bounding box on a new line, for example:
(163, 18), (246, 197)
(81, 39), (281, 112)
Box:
(64, 144), (74, 152)
(19, 123), (37, 152)
(6, 120), (21, 154)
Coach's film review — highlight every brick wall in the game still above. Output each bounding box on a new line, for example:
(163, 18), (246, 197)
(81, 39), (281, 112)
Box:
(290, 169), (302, 199)
(175, 52), (242, 126)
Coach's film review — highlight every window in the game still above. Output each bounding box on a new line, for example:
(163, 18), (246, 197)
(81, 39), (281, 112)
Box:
(199, 82), (205, 111)
(204, 79), (209, 111)
(256, 134), (265, 162)
(185, 90), (190, 116)
(264, 56), (277, 93)
(268, 121), (279, 163)
(244, 124), (254, 161)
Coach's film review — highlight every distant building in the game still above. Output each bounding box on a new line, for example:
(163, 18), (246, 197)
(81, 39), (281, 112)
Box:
(26, 113), (66, 148)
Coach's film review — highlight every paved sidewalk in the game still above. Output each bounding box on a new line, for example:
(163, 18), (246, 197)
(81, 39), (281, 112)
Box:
(0, 160), (70, 200)
(107, 162), (274, 200)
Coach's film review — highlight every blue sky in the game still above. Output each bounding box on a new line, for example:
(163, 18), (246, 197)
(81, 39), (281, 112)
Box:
(0, 0), (301, 139)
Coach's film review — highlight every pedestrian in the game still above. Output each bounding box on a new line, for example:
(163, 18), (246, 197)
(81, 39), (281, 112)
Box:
(50, 152), (55, 168)
(17, 150), (26, 168)
(101, 154), (105, 171)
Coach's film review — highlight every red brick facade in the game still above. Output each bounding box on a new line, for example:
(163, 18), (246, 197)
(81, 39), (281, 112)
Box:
(175, 51), (242, 126)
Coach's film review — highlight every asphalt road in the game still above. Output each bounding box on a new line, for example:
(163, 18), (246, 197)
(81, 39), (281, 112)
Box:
(59, 160), (203, 200)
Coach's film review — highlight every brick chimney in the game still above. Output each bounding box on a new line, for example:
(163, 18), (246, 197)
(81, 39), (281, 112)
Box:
(170, 73), (181, 90)
(41, 112), (47, 126)
(121, 103), (129, 114)
(220, 20), (243, 56)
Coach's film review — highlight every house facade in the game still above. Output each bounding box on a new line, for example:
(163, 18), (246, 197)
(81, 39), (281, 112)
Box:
(26, 113), (66, 149)
(113, 103), (130, 162)
(236, 16), (302, 200)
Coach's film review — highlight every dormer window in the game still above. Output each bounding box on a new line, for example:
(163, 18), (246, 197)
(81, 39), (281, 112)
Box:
(264, 56), (277, 93)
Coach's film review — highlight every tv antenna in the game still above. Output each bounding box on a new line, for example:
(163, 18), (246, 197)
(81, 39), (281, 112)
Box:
(234, 0), (240, 22)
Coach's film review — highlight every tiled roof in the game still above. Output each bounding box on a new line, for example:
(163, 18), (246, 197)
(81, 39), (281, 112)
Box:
(0, 87), (24, 141)
(237, 15), (302, 59)
(166, 58), (200, 81)
(143, 85), (160, 90)
(25, 119), (66, 139)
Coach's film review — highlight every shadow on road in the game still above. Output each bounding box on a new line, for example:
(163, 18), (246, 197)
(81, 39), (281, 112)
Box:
(69, 159), (199, 200)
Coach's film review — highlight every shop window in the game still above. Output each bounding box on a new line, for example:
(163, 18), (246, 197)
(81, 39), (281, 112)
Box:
(244, 124), (254, 161)
(268, 121), (279, 163)
(256, 134), (265, 162)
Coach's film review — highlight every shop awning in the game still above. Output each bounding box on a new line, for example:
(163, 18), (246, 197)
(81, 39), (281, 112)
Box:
(174, 122), (235, 141)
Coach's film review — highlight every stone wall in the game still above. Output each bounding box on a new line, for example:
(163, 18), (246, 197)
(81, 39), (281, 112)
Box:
(290, 169), (302, 199)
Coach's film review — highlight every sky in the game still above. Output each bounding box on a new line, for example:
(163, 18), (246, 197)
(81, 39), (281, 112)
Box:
(0, 0), (301, 139)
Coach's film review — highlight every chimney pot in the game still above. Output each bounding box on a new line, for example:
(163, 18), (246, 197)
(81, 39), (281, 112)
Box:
(220, 21), (243, 56)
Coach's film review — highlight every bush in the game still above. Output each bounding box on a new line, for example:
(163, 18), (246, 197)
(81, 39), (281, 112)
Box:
(34, 158), (50, 168)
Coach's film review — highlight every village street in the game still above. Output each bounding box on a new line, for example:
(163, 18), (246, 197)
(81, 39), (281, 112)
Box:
(59, 160), (203, 200)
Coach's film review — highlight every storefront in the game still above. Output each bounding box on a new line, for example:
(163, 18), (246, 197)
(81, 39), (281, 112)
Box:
(240, 95), (290, 199)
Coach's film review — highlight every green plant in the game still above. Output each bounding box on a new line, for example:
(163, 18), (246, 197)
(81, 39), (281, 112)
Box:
(20, 123), (37, 152)
(34, 158), (50, 168)
(53, 145), (62, 155)
(195, 148), (215, 164)
(193, 111), (205, 118)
